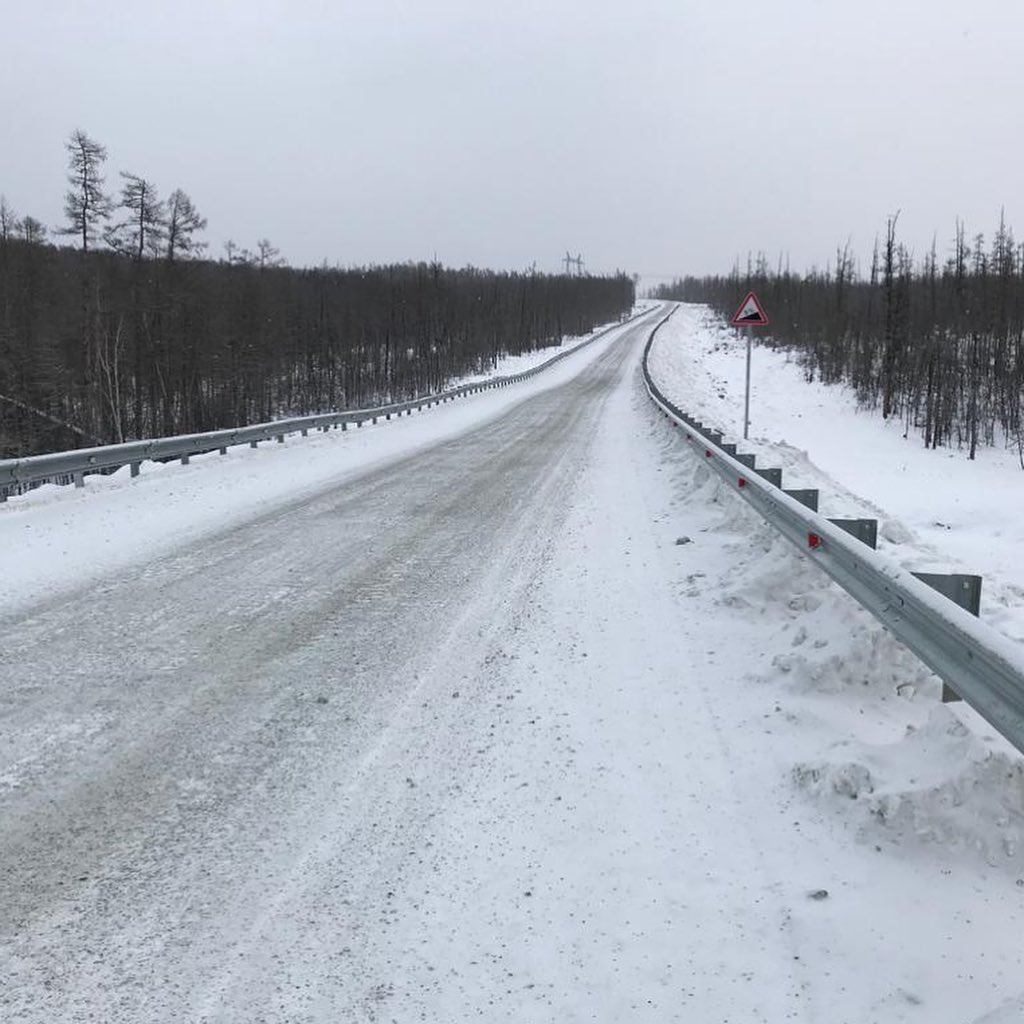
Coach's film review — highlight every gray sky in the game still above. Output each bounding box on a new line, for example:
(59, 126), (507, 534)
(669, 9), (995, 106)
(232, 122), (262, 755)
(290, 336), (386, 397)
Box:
(3, 0), (1022, 282)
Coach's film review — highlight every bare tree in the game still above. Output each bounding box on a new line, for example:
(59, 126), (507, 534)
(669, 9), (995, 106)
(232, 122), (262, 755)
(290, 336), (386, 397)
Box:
(164, 188), (207, 262)
(107, 172), (165, 260)
(0, 195), (20, 242)
(880, 211), (901, 419)
(256, 238), (283, 269)
(96, 313), (127, 442)
(19, 217), (48, 244)
(61, 129), (112, 252)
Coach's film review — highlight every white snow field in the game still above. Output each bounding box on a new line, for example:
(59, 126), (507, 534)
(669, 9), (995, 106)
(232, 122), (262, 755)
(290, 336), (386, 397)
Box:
(1, 303), (1023, 1022)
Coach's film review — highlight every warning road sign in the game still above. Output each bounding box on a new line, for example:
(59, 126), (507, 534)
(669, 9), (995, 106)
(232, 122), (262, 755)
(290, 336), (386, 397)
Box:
(730, 291), (769, 326)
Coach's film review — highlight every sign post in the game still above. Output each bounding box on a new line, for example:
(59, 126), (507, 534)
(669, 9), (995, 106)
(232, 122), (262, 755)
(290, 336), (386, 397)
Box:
(744, 328), (753, 440)
(730, 291), (769, 440)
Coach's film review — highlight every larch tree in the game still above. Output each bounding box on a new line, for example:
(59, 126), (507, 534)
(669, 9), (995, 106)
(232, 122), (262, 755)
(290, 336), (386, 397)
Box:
(256, 238), (283, 270)
(61, 129), (112, 252)
(108, 172), (165, 260)
(19, 217), (48, 244)
(0, 195), (20, 242)
(164, 188), (207, 262)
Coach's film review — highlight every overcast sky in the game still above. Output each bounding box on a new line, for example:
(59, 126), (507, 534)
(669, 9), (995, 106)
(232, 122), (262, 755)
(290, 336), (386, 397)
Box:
(3, 0), (1022, 283)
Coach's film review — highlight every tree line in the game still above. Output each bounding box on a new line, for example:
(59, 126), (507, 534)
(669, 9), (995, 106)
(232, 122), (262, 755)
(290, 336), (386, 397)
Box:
(0, 130), (634, 457)
(655, 214), (1024, 461)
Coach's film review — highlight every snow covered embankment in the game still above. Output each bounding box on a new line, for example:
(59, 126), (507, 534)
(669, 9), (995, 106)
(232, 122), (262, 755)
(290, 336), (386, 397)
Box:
(647, 303), (1024, 899)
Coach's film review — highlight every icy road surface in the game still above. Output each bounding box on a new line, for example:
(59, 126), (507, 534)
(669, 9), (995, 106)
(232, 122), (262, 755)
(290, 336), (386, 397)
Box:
(2, 309), (1023, 1022)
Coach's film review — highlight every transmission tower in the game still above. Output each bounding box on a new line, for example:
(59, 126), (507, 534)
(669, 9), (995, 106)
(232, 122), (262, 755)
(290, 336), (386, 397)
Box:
(563, 252), (585, 276)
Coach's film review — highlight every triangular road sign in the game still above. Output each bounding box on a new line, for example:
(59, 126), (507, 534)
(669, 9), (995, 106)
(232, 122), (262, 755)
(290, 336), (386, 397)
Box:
(730, 291), (769, 326)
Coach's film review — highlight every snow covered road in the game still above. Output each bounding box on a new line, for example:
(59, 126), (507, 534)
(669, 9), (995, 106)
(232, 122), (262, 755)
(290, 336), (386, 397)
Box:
(2, 309), (1023, 1022)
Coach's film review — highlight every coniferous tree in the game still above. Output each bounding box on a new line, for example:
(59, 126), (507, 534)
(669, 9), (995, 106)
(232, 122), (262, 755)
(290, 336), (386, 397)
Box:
(61, 130), (112, 252)
(107, 173), (165, 260)
(164, 189), (207, 262)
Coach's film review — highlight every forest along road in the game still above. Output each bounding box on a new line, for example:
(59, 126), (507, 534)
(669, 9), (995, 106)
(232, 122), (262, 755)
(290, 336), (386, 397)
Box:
(3, 309), (1000, 1024)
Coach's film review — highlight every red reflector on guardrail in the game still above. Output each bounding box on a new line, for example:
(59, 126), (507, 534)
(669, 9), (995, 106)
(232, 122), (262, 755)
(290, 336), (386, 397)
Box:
(808, 532), (822, 550)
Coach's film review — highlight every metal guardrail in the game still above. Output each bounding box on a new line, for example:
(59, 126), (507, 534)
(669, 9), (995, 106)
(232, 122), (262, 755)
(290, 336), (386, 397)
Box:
(642, 306), (1024, 756)
(0, 309), (654, 499)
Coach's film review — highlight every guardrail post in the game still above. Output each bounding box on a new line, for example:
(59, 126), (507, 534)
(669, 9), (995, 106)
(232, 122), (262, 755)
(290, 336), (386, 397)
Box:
(828, 518), (877, 549)
(276, 434), (285, 444)
(785, 489), (819, 512)
(74, 471), (84, 488)
(341, 422), (348, 431)
(301, 429), (308, 437)
(130, 462), (141, 478)
(180, 455), (190, 465)
(219, 446), (228, 454)
(249, 441), (259, 449)
(755, 467), (782, 487)
(909, 573), (982, 702)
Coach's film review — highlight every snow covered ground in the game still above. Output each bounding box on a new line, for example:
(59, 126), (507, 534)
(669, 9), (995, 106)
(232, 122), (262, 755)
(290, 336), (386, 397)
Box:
(647, 303), (1024, 645)
(648, 304), (1024, 1022)
(2, 302), (1024, 1022)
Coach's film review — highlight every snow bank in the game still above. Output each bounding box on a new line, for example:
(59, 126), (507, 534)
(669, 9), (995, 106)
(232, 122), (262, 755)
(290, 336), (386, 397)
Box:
(650, 315), (1024, 894)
